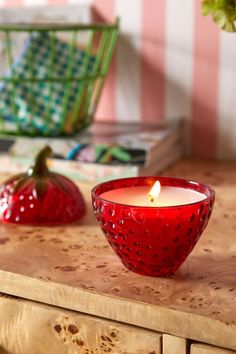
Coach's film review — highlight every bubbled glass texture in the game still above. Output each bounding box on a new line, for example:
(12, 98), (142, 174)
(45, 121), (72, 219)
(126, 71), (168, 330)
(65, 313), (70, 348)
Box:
(92, 177), (215, 277)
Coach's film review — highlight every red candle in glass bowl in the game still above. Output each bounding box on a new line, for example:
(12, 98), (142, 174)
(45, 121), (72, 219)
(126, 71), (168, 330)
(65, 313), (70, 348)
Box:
(91, 176), (215, 277)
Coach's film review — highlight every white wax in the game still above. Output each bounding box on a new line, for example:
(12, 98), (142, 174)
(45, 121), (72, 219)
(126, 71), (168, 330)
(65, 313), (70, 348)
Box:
(100, 186), (206, 207)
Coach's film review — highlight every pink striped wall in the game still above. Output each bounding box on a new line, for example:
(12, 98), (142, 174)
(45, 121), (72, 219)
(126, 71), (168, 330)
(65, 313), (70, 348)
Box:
(47, 0), (68, 4)
(5, 0), (23, 6)
(0, 0), (234, 159)
(141, 0), (166, 122)
(191, 0), (220, 158)
(92, 0), (116, 121)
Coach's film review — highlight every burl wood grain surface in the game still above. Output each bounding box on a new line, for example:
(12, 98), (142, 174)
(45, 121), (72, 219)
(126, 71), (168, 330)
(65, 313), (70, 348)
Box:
(163, 334), (188, 354)
(0, 293), (161, 354)
(191, 343), (235, 354)
(0, 159), (235, 350)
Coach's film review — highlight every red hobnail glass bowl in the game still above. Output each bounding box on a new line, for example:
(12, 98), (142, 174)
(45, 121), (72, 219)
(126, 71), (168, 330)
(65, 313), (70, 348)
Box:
(91, 177), (215, 277)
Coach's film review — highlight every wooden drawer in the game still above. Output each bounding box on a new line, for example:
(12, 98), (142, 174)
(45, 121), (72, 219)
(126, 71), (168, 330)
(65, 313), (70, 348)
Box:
(0, 294), (162, 354)
(163, 334), (188, 354)
(191, 343), (236, 354)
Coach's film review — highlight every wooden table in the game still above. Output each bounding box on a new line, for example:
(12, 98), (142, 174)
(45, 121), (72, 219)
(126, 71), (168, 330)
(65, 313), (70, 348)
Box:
(0, 158), (236, 354)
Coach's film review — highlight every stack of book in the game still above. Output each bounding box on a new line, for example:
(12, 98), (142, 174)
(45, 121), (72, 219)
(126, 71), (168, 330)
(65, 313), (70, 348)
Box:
(0, 119), (184, 183)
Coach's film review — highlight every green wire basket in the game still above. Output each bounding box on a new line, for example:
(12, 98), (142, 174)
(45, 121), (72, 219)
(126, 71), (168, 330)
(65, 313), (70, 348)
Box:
(0, 20), (119, 136)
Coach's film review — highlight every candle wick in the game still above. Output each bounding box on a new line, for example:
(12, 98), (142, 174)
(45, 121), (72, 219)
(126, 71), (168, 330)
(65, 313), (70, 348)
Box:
(148, 194), (154, 203)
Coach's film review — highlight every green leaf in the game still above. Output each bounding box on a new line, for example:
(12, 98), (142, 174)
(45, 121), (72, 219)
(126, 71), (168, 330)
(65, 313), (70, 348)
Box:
(202, 0), (236, 32)
(213, 9), (230, 29)
(202, 1), (216, 16)
(224, 20), (236, 31)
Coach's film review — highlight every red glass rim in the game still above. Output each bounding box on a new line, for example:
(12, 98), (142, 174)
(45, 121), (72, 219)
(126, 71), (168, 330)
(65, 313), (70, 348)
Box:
(91, 176), (215, 209)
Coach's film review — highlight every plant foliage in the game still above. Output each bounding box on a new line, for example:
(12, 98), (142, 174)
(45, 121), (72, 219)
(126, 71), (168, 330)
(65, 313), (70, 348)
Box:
(202, 0), (236, 32)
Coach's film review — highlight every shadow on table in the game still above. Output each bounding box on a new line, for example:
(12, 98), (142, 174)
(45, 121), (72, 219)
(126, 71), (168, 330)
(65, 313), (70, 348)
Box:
(175, 253), (236, 290)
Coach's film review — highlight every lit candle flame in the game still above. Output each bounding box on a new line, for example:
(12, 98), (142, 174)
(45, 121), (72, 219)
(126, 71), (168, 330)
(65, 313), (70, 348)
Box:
(148, 181), (161, 203)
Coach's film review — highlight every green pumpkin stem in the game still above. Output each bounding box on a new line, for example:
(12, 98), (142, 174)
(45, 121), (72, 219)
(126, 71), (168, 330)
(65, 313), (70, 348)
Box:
(28, 145), (52, 177)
